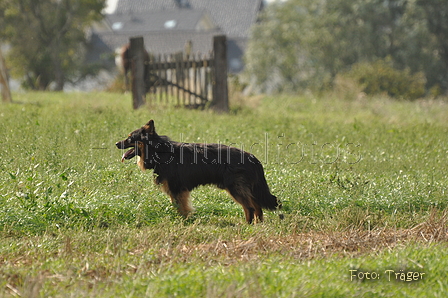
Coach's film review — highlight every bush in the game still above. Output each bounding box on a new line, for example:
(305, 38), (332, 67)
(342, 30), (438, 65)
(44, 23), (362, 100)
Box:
(344, 58), (426, 100)
(106, 73), (128, 93)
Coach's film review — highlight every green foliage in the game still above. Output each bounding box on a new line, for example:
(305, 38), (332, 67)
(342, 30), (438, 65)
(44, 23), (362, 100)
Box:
(0, 0), (106, 90)
(245, 0), (448, 96)
(417, 0), (448, 90)
(1, 92), (448, 233)
(344, 58), (426, 99)
(1, 92), (448, 296)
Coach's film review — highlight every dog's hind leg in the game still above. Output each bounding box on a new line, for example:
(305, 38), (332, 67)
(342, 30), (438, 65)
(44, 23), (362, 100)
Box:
(226, 185), (262, 224)
(242, 205), (255, 224)
(253, 205), (263, 222)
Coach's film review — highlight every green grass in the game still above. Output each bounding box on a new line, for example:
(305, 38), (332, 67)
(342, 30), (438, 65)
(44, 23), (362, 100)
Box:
(0, 92), (447, 297)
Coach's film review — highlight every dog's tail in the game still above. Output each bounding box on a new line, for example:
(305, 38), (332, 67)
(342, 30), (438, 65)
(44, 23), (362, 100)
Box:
(253, 165), (281, 210)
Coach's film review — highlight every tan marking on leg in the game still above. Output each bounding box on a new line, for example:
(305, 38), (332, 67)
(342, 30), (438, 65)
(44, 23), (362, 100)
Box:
(160, 180), (170, 194)
(174, 190), (194, 218)
(253, 204), (263, 223)
(160, 180), (194, 217)
(137, 142), (146, 171)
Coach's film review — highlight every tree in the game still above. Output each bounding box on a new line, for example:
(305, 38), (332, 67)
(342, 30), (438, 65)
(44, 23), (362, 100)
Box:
(244, 0), (447, 95)
(0, 0), (105, 91)
(417, 0), (448, 91)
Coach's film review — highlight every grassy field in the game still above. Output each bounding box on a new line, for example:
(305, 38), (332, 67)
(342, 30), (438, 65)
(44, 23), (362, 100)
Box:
(0, 92), (447, 297)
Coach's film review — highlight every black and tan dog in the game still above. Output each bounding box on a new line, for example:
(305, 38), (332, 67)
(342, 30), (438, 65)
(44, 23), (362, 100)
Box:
(116, 120), (280, 223)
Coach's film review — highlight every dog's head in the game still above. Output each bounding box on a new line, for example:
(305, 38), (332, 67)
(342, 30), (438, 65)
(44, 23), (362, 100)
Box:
(115, 119), (157, 168)
(116, 120), (172, 170)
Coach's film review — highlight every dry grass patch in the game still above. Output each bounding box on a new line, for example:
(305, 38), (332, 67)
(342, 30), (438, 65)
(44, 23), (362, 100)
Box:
(154, 227), (446, 264)
(129, 210), (448, 265)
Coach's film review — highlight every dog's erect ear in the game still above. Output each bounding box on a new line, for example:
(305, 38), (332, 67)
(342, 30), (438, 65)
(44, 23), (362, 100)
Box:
(143, 119), (156, 135)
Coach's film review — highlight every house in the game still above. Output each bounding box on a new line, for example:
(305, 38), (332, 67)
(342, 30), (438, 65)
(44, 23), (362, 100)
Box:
(89, 0), (264, 74)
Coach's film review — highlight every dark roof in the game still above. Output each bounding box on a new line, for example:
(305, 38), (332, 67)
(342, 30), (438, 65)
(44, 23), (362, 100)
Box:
(104, 9), (215, 33)
(189, 0), (263, 38)
(113, 0), (263, 38)
(97, 30), (222, 55)
(115, 0), (178, 12)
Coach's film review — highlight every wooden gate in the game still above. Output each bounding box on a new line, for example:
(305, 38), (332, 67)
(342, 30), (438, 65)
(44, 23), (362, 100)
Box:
(145, 53), (212, 109)
(129, 35), (229, 112)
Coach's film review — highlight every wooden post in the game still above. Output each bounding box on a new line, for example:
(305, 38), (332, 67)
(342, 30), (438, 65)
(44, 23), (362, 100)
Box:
(129, 37), (146, 109)
(0, 49), (12, 103)
(211, 35), (229, 113)
(164, 54), (168, 103)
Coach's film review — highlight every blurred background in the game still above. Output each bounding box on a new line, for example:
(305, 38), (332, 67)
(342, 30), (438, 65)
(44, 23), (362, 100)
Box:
(1, 0), (447, 100)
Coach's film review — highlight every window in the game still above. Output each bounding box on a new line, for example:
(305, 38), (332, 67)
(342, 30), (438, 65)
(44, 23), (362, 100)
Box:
(112, 22), (123, 30)
(164, 20), (177, 29)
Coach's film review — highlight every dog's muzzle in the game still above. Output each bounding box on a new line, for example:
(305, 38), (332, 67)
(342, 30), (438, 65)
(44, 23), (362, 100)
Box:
(116, 141), (137, 162)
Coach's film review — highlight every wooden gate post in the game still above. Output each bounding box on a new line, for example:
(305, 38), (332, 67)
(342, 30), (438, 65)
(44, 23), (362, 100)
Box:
(211, 35), (229, 113)
(130, 37), (146, 109)
(0, 49), (12, 103)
